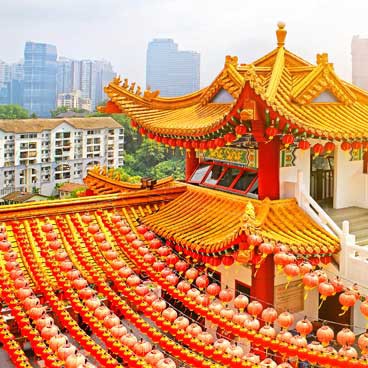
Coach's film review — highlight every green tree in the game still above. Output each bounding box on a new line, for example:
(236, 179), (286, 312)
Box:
(0, 104), (29, 119)
(50, 106), (68, 118)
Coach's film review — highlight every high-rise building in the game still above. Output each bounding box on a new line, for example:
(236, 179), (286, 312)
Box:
(352, 35), (368, 90)
(57, 59), (115, 110)
(23, 42), (57, 117)
(146, 39), (200, 97)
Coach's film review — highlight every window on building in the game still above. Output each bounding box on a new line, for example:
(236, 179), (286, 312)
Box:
(235, 280), (250, 298)
(189, 162), (258, 197)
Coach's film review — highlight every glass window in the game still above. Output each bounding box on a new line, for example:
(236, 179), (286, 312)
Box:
(204, 165), (225, 185)
(218, 168), (240, 187)
(234, 171), (257, 191)
(190, 164), (211, 183)
(248, 179), (258, 196)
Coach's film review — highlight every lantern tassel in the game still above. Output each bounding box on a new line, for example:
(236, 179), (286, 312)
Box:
(339, 306), (349, 316)
(318, 296), (326, 309)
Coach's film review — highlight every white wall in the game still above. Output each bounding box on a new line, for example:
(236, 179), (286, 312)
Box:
(280, 147), (311, 199)
(334, 147), (368, 208)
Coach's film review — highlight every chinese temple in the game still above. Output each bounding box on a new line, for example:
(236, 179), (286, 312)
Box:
(1, 23), (368, 368)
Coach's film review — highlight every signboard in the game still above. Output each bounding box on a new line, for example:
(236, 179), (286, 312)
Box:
(201, 147), (296, 168)
(274, 280), (304, 313)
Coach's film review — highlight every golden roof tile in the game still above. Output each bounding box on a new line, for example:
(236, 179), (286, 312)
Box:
(142, 185), (340, 256)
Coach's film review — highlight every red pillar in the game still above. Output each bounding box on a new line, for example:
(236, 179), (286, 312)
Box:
(257, 137), (280, 200)
(250, 133), (279, 306)
(185, 148), (199, 182)
(251, 255), (274, 306)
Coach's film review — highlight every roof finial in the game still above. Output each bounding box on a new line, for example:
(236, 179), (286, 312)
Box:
(276, 21), (287, 48)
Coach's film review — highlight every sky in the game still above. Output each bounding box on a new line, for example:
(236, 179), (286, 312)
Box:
(1, 0), (368, 88)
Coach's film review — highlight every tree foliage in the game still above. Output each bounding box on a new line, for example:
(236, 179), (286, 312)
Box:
(90, 111), (185, 180)
(0, 104), (29, 119)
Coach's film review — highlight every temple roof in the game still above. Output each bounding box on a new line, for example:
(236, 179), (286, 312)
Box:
(142, 185), (339, 256)
(101, 23), (368, 141)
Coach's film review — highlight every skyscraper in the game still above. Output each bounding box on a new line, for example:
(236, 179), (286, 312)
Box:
(57, 59), (115, 110)
(352, 35), (368, 90)
(24, 41), (57, 117)
(146, 39), (200, 97)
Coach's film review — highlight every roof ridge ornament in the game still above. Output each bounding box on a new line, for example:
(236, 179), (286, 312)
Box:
(276, 21), (287, 48)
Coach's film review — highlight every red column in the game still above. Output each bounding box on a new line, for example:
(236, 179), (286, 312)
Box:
(185, 148), (199, 182)
(251, 255), (275, 306)
(257, 137), (280, 200)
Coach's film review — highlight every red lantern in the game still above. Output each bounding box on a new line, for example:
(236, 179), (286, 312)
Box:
(302, 272), (319, 291)
(235, 124), (247, 137)
(331, 276), (344, 293)
(318, 282), (335, 306)
(195, 274), (209, 289)
(177, 280), (191, 293)
(166, 254), (179, 267)
(341, 141), (352, 152)
(234, 294), (249, 311)
(266, 126), (278, 140)
(218, 287), (234, 303)
(358, 333), (368, 353)
(352, 141), (362, 151)
(247, 301), (263, 317)
(298, 140), (311, 150)
(360, 298), (368, 320)
(338, 291), (357, 315)
(337, 328), (355, 346)
(281, 134), (295, 147)
(87, 224), (99, 234)
(206, 283), (221, 298)
(363, 141), (368, 152)
(296, 318), (313, 336)
(224, 133), (236, 144)
(324, 141), (336, 153)
(214, 137), (225, 148)
(221, 255), (234, 267)
(185, 268), (199, 281)
(312, 143), (324, 157)
(277, 311), (294, 330)
(261, 307), (278, 324)
(317, 325), (334, 346)
(162, 308), (177, 323)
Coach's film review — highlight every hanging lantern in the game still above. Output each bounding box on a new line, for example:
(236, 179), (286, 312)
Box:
(338, 291), (357, 316)
(363, 141), (368, 152)
(312, 143), (324, 157)
(318, 282), (336, 308)
(234, 295), (249, 312)
(352, 141), (362, 151)
(235, 124), (247, 137)
(283, 263), (300, 283)
(358, 332), (368, 354)
(341, 141), (352, 152)
(214, 137), (225, 148)
(277, 311), (294, 330)
(266, 126), (278, 140)
(281, 134), (294, 148)
(337, 328), (355, 346)
(261, 307), (278, 325)
(302, 272), (319, 292)
(195, 274), (209, 290)
(218, 287), (234, 303)
(177, 280), (191, 293)
(316, 325), (334, 346)
(298, 140), (310, 150)
(221, 255), (234, 267)
(360, 298), (368, 320)
(206, 283), (221, 298)
(295, 318), (313, 336)
(331, 276), (344, 293)
(224, 133), (236, 145)
(247, 301), (263, 317)
(324, 141), (336, 154)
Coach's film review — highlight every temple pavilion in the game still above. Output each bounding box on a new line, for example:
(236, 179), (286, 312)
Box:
(1, 23), (368, 368)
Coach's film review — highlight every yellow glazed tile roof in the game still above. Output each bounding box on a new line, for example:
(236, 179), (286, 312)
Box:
(102, 24), (368, 140)
(142, 185), (339, 256)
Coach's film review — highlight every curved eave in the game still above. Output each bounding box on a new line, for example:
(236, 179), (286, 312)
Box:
(141, 185), (340, 256)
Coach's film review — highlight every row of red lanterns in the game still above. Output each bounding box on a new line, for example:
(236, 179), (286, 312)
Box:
(102, 211), (368, 366)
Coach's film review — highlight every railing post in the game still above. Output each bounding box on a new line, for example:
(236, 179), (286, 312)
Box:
(340, 220), (354, 278)
(296, 170), (303, 207)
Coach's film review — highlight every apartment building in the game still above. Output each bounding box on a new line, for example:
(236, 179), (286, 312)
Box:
(0, 117), (124, 196)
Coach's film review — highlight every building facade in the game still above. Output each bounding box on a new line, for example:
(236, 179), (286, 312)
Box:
(23, 42), (57, 117)
(57, 59), (115, 110)
(146, 39), (200, 97)
(0, 117), (124, 196)
(57, 90), (92, 112)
